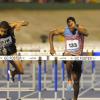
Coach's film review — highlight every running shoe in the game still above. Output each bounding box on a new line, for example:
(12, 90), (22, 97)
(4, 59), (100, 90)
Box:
(67, 80), (73, 92)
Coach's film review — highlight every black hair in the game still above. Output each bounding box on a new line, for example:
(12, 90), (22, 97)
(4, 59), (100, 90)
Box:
(0, 21), (12, 30)
(67, 16), (76, 24)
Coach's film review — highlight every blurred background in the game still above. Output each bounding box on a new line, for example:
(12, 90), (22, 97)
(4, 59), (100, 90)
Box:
(0, 0), (100, 50)
(0, 0), (100, 3)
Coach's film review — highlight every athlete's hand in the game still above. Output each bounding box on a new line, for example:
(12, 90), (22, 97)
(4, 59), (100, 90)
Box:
(10, 21), (29, 31)
(50, 48), (56, 55)
(2, 48), (7, 55)
(20, 21), (29, 26)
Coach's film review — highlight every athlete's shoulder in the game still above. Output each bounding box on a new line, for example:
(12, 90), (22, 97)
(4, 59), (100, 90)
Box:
(64, 26), (70, 31)
(64, 26), (71, 35)
(78, 24), (85, 28)
(78, 24), (87, 32)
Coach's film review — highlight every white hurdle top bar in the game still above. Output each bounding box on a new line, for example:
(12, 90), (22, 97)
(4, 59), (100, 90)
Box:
(0, 56), (100, 61)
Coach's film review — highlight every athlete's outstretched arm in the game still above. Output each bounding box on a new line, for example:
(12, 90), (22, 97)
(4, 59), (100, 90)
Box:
(10, 21), (29, 31)
(78, 25), (88, 36)
(49, 27), (65, 55)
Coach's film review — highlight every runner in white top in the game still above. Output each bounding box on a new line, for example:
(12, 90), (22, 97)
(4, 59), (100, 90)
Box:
(49, 16), (88, 100)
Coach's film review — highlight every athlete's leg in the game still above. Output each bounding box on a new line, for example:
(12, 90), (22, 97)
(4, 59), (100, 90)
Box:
(10, 60), (24, 74)
(65, 61), (73, 81)
(65, 61), (73, 91)
(72, 61), (82, 100)
(63, 52), (73, 82)
(63, 52), (74, 91)
(9, 53), (24, 81)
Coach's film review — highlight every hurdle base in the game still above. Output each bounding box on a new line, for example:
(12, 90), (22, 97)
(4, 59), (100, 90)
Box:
(23, 98), (95, 100)
(0, 98), (11, 100)
(78, 98), (100, 100)
(22, 98), (62, 100)
(94, 88), (100, 91)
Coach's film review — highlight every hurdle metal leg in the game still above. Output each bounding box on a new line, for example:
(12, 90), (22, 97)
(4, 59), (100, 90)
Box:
(61, 61), (65, 100)
(38, 57), (42, 100)
(80, 62), (84, 90)
(7, 61), (10, 100)
(52, 61), (54, 83)
(54, 57), (58, 100)
(18, 75), (21, 100)
(32, 61), (36, 90)
(91, 61), (95, 90)
(43, 60), (47, 90)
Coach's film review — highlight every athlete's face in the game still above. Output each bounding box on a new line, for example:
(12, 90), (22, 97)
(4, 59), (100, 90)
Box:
(0, 27), (7, 36)
(67, 20), (76, 31)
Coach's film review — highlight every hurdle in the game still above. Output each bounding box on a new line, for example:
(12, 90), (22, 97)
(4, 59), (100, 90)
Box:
(80, 50), (100, 91)
(79, 51), (100, 100)
(7, 61), (22, 100)
(0, 55), (100, 100)
(81, 51), (100, 91)
(21, 56), (65, 100)
(17, 49), (100, 91)
(0, 56), (65, 100)
(21, 55), (100, 100)
(92, 52), (100, 91)
(37, 56), (61, 100)
(0, 60), (36, 100)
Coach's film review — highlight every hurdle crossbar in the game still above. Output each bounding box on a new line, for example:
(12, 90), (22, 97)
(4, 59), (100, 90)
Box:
(0, 97), (11, 100)
(0, 88), (35, 92)
(94, 88), (100, 91)
(0, 56), (100, 61)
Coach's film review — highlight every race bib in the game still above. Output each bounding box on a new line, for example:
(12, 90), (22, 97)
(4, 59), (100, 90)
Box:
(66, 40), (79, 51)
(0, 36), (12, 47)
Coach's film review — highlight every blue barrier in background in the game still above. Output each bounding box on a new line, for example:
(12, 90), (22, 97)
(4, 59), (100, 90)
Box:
(93, 52), (100, 56)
